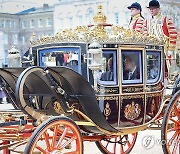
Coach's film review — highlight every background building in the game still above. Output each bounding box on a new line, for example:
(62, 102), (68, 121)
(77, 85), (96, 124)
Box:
(0, 0), (179, 67)
(0, 0), (58, 13)
(0, 0), (36, 14)
(0, 4), (54, 66)
(18, 4), (54, 52)
(0, 13), (19, 66)
(53, 0), (135, 32)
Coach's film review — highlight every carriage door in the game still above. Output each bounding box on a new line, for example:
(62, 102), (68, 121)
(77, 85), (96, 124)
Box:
(145, 47), (164, 122)
(119, 47), (145, 127)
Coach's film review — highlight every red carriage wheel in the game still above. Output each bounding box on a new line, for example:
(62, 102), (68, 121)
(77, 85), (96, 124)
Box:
(1, 140), (10, 154)
(95, 133), (137, 154)
(161, 90), (180, 154)
(25, 116), (83, 154)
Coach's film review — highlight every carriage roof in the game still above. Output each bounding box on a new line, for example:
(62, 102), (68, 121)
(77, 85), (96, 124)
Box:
(30, 5), (164, 48)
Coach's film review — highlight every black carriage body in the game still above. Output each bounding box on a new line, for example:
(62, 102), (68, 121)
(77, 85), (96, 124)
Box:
(0, 6), (167, 133)
(0, 68), (26, 109)
(16, 41), (165, 134)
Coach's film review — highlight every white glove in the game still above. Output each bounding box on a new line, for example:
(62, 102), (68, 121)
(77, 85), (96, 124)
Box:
(168, 50), (173, 57)
(167, 50), (174, 66)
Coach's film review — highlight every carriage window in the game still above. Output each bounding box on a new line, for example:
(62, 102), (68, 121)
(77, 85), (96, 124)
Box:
(39, 47), (81, 73)
(147, 52), (161, 83)
(98, 50), (117, 85)
(122, 50), (142, 84)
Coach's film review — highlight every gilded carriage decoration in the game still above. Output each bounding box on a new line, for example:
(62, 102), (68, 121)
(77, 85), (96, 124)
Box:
(103, 102), (111, 120)
(53, 101), (64, 114)
(120, 95), (144, 126)
(0, 4), (179, 154)
(124, 101), (141, 120)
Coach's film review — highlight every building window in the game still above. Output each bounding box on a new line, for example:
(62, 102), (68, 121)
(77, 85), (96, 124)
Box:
(4, 50), (8, 65)
(78, 15), (83, 25)
(38, 19), (43, 27)
(60, 18), (64, 28)
(5, 20), (10, 28)
(114, 13), (119, 25)
(125, 12), (130, 24)
(0, 20), (5, 28)
(4, 33), (8, 44)
(22, 21), (26, 29)
(46, 18), (52, 27)
(22, 36), (26, 45)
(30, 19), (35, 28)
(77, 11), (83, 25)
(12, 34), (18, 44)
(69, 17), (73, 28)
(86, 8), (94, 24)
(11, 21), (16, 28)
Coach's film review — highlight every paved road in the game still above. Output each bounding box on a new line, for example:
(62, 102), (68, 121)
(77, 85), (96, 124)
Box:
(0, 104), (164, 154)
(0, 130), (164, 154)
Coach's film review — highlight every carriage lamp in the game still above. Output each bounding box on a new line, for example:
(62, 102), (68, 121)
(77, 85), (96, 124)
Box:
(7, 46), (21, 67)
(87, 40), (103, 91)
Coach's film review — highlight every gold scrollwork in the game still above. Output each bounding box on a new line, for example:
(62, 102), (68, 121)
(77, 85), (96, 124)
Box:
(146, 92), (163, 97)
(97, 96), (119, 108)
(97, 96), (118, 101)
(30, 6), (164, 47)
(31, 27), (163, 47)
(123, 87), (143, 93)
(121, 95), (144, 100)
(147, 84), (162, 91)
(97, 87), (118, 93)
(53, 101), (64, 114)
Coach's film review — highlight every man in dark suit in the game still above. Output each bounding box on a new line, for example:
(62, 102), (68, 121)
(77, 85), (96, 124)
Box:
(56, 53), (64, 66)
(100, 57), (114, 81)
(123, 56), (140, 80)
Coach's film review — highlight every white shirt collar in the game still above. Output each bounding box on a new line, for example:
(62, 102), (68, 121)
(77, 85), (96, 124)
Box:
(131, 66), (136, 74)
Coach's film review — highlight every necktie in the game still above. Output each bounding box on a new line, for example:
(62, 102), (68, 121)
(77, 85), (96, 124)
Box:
(128, 72), (133, 80)
(109, 72), (113, 81)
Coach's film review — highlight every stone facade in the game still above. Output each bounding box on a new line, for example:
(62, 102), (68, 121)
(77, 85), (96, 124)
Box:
(0, 5), (54, 66)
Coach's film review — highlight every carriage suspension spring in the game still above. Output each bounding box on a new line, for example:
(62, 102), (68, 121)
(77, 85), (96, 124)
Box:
(103, 137), (128, 145)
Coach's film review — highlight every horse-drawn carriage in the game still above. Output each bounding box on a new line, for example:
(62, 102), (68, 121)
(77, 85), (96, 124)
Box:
(0, 5), (179, 154)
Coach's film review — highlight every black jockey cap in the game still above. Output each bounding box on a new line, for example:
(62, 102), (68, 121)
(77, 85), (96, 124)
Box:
(147, 0), (160, 8)
(127, 2), (142, 11)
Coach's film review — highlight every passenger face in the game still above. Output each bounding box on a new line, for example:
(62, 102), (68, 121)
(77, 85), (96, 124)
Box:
(108, 59), (113, 71)
(149, 7), (160, 16)
(124, 58), (132, 71)
(130, 8), (140, 17)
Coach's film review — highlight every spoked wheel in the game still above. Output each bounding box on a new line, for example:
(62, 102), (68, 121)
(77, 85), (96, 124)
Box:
(161, 90), (180, 154)
(95, 133), (137, 154)
(0, 140), (10, 154)
(25, 116), (83, 154)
